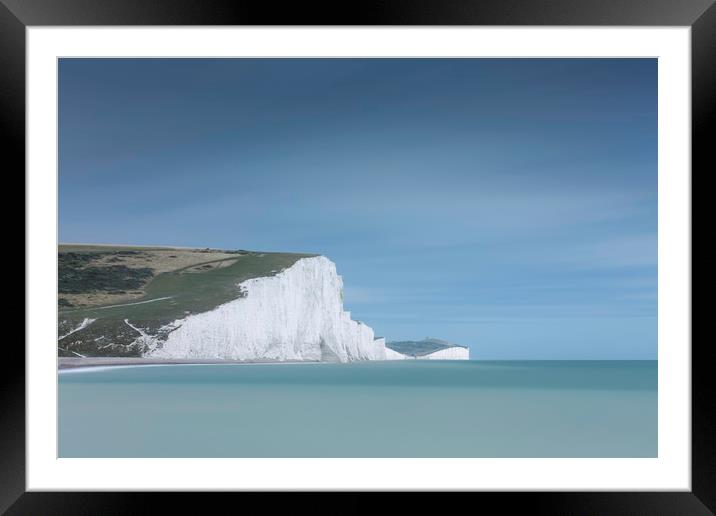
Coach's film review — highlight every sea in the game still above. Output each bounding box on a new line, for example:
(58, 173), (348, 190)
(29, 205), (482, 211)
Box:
(58, 360), (657, 458)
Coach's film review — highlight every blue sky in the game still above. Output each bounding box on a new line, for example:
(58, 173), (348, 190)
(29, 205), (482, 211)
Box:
(59, 58), (657, 359)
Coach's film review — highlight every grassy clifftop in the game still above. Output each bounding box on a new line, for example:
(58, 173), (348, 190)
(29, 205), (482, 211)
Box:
(58, 244), (317, 357)
(386, 338), (468, 358)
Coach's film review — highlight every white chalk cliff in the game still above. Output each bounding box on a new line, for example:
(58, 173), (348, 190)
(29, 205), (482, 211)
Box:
(147, 256), (389, 362)
(384, 347), (410, 360)
(418, 347), (470, 360)
(384, 346), (470, 360)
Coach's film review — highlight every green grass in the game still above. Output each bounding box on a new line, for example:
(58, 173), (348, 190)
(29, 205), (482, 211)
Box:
(58, 244), (197, 253)
(386, 338), (468, 357)
(60, 250), (317, 321)
(58, 245), (319, 357)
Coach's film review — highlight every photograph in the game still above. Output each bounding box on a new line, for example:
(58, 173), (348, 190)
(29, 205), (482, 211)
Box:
(56, 57), (658, 459)
(6, 0), (708, 509)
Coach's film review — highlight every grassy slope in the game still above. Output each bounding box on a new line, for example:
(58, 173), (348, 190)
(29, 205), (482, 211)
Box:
(58, 245), (317, 356)
(386, 338), (468, 357)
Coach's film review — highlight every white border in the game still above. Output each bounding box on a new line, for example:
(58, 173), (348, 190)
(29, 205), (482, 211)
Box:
(27, 27), (691, 491)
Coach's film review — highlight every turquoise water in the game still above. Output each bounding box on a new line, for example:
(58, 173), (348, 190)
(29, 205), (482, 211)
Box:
(58, 360), (657, 458)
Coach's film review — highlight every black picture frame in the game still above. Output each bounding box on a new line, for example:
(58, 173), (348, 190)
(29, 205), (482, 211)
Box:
(5, 0), (709, 513)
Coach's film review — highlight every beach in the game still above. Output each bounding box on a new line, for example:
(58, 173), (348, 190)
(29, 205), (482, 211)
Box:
(58, 356), (318, 370)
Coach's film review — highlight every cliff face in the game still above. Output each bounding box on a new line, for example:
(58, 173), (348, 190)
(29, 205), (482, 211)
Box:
(385, 337), (470, 360)
(418, 347), (470, 360)
(58, 246), (472, 363)
(384, 347), (409, 360)
(384, 347), (470, 360)
(147, 256), (388, 362)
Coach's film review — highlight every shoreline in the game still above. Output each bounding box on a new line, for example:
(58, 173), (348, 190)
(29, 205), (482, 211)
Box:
(58, 356), (322, 371)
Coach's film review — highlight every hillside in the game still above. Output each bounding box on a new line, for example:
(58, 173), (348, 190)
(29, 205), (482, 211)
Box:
(58, 244), (317, 357)
(385, 338), (469, 358)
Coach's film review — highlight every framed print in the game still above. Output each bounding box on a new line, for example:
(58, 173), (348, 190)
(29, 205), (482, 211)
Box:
(6, 0), (710, 513)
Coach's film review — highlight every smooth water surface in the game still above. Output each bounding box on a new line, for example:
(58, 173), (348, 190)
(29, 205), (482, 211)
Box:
(59, 360), (657, 457)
